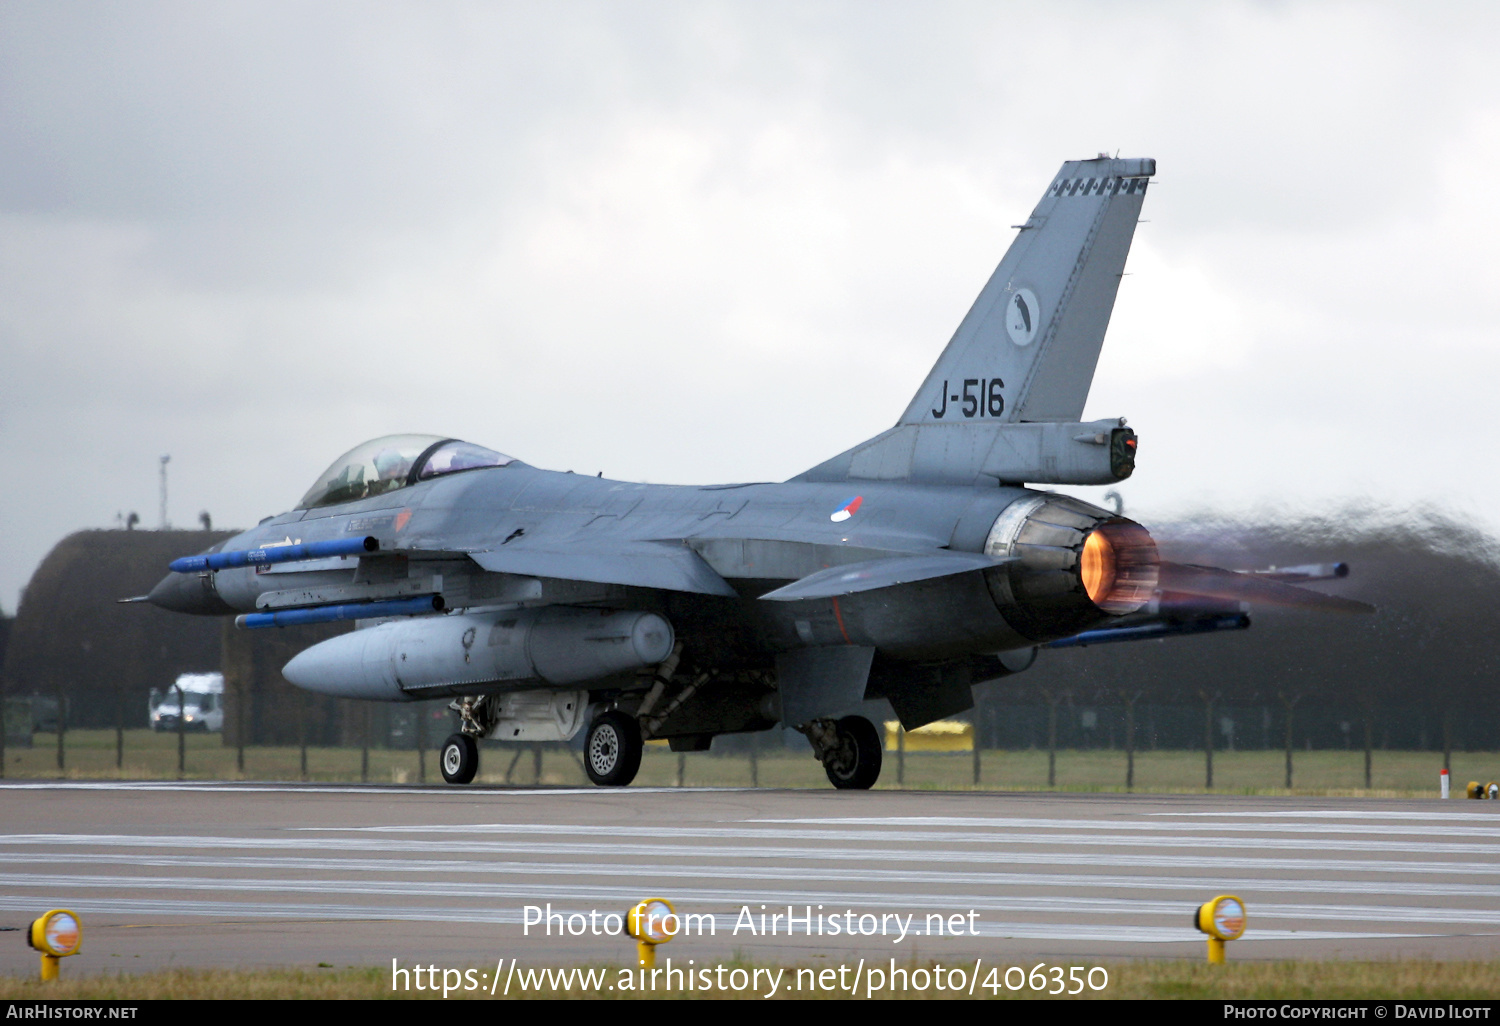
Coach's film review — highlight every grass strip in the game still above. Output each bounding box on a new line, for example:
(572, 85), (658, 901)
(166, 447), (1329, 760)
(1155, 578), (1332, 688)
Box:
(3, 960), (1499, 1000)
(5, 730), (1492, 797)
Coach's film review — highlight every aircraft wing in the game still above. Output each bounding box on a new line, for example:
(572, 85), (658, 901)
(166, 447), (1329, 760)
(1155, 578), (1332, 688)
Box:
(758, 552), (1005, 602)
(469, 541), (739, 597)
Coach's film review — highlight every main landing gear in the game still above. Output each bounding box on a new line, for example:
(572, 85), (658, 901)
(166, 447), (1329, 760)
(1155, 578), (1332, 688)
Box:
(439, 700), (881, 792)
(585, 710), (644, 787)
(438, 696), (648, 788)
(440, 733), (479, 785)
(803, 715), (882, 790)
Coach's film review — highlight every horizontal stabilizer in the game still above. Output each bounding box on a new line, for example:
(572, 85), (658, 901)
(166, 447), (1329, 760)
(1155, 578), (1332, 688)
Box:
(1159, 562), (1374, 614)
(1045, 613), (1250, 649)
(758, 552), (1004, 602)
(470, 541), (738, 597)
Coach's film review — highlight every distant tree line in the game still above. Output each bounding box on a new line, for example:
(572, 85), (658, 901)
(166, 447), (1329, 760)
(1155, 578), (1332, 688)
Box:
(5, 509), (1499, 761)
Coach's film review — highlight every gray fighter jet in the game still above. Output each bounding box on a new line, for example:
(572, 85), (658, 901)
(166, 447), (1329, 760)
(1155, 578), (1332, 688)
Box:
(146, 155), (1369, 789)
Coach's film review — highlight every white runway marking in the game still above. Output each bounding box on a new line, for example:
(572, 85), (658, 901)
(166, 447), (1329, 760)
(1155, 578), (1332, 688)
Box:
(3, 790), (1496, 959)
(0, 782), (732, 796)
(1155, 810), (1500, 821)
(288, 822), (1500, 855)
(746, 816), (1500, 838)
(1, 832), (1497, 876)
(0, 851), (1492, 900)
(4, 871), (1499, 929)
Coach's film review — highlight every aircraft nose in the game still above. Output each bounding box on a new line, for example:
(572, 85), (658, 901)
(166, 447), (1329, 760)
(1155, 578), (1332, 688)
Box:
(147, 571), (234, 616)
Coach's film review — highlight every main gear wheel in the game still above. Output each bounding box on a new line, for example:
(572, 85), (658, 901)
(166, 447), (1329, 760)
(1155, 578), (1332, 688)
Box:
(585, 710), (643, 787)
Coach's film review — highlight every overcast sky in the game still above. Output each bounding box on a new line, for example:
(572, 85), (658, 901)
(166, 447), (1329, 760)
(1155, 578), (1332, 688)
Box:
(3, 1), (1498, 611)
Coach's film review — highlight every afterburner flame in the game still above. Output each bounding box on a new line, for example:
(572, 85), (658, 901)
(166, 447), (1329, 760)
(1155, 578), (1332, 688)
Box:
(1081, 521), (1158, 614)
(1081, 530), (1117, 604)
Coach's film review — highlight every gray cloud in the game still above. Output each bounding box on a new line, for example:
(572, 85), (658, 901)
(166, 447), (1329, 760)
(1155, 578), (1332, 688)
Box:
(3, 0), (1499, 610)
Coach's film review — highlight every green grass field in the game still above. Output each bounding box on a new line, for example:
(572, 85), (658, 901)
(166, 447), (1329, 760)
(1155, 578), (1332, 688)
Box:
(2, 959), (1498, 999)
(1, 729), (1490, 796)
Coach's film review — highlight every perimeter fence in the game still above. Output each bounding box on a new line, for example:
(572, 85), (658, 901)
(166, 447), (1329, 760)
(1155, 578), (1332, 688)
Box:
(2, 693), (1492, 795)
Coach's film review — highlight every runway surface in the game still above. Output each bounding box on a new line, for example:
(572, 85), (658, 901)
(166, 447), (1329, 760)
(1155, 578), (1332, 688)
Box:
(0, 781), (1497, 974)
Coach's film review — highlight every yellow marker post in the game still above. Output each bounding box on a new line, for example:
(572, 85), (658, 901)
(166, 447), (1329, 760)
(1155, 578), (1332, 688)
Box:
(26, 909), (82, 981)
(1194, 895), (1246, 964)
(626, 898), (678, 969)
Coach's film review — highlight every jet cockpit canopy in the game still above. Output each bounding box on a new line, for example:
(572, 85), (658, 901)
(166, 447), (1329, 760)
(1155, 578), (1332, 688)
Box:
(298, 434), (514, 509)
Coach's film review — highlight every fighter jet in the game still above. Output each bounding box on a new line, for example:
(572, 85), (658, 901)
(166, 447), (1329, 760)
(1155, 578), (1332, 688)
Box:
(145, 155), (1370, 790)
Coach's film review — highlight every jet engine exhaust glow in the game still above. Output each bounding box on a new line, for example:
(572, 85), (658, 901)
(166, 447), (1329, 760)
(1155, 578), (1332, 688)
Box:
(1081, 529), (1113, 601)
(980, 493), (1159, 641)
(1081, 520), (1158, 615)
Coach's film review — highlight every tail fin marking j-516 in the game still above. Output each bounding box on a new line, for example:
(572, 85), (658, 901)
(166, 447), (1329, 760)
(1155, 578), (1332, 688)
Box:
(796, 155), (1154, 487)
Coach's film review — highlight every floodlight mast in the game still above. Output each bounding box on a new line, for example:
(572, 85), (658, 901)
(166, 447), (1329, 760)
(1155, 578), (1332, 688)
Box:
(158, 454), (171, 530)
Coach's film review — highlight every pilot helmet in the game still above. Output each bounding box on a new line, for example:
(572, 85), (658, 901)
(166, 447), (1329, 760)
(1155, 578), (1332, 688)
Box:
(373, 449), (409, 480)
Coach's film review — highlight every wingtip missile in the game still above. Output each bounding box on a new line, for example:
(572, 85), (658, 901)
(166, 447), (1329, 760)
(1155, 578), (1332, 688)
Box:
(169, 535), (379, 573)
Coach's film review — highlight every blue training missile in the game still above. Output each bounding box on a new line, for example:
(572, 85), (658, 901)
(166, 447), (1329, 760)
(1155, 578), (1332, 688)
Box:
(235, 594), (444, 630)
(170, 535), (379, 573)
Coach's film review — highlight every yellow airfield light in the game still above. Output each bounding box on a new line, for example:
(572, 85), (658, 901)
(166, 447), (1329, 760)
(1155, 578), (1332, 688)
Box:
(1193, 895), (1246, 964)
(626, 898), (678, 969)
(26, 909), (81, 981)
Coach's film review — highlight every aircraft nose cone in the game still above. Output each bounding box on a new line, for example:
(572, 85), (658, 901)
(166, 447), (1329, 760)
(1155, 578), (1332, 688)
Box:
(147, 571), (234, 616)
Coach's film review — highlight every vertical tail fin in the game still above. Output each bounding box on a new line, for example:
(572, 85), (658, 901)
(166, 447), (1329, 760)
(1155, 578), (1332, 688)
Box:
(797, 155), (1154, 485)
(902, 154), (1154, 426)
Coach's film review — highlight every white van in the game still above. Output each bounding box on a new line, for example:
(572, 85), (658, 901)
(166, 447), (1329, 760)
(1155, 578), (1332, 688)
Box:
(149, 672), (225, 733)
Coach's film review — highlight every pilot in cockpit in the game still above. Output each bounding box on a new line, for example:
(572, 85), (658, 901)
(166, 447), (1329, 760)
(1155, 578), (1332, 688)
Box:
(368, 448), (412, 497)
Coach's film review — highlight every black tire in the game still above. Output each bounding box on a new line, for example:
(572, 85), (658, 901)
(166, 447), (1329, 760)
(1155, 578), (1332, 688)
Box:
(585, 711), (643, 787)
(823, 715), (882, 790)
(440, 733), (479, 785)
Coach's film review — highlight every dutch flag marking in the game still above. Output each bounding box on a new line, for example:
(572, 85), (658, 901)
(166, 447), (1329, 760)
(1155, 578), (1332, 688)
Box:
(830, 496), (864, 523)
